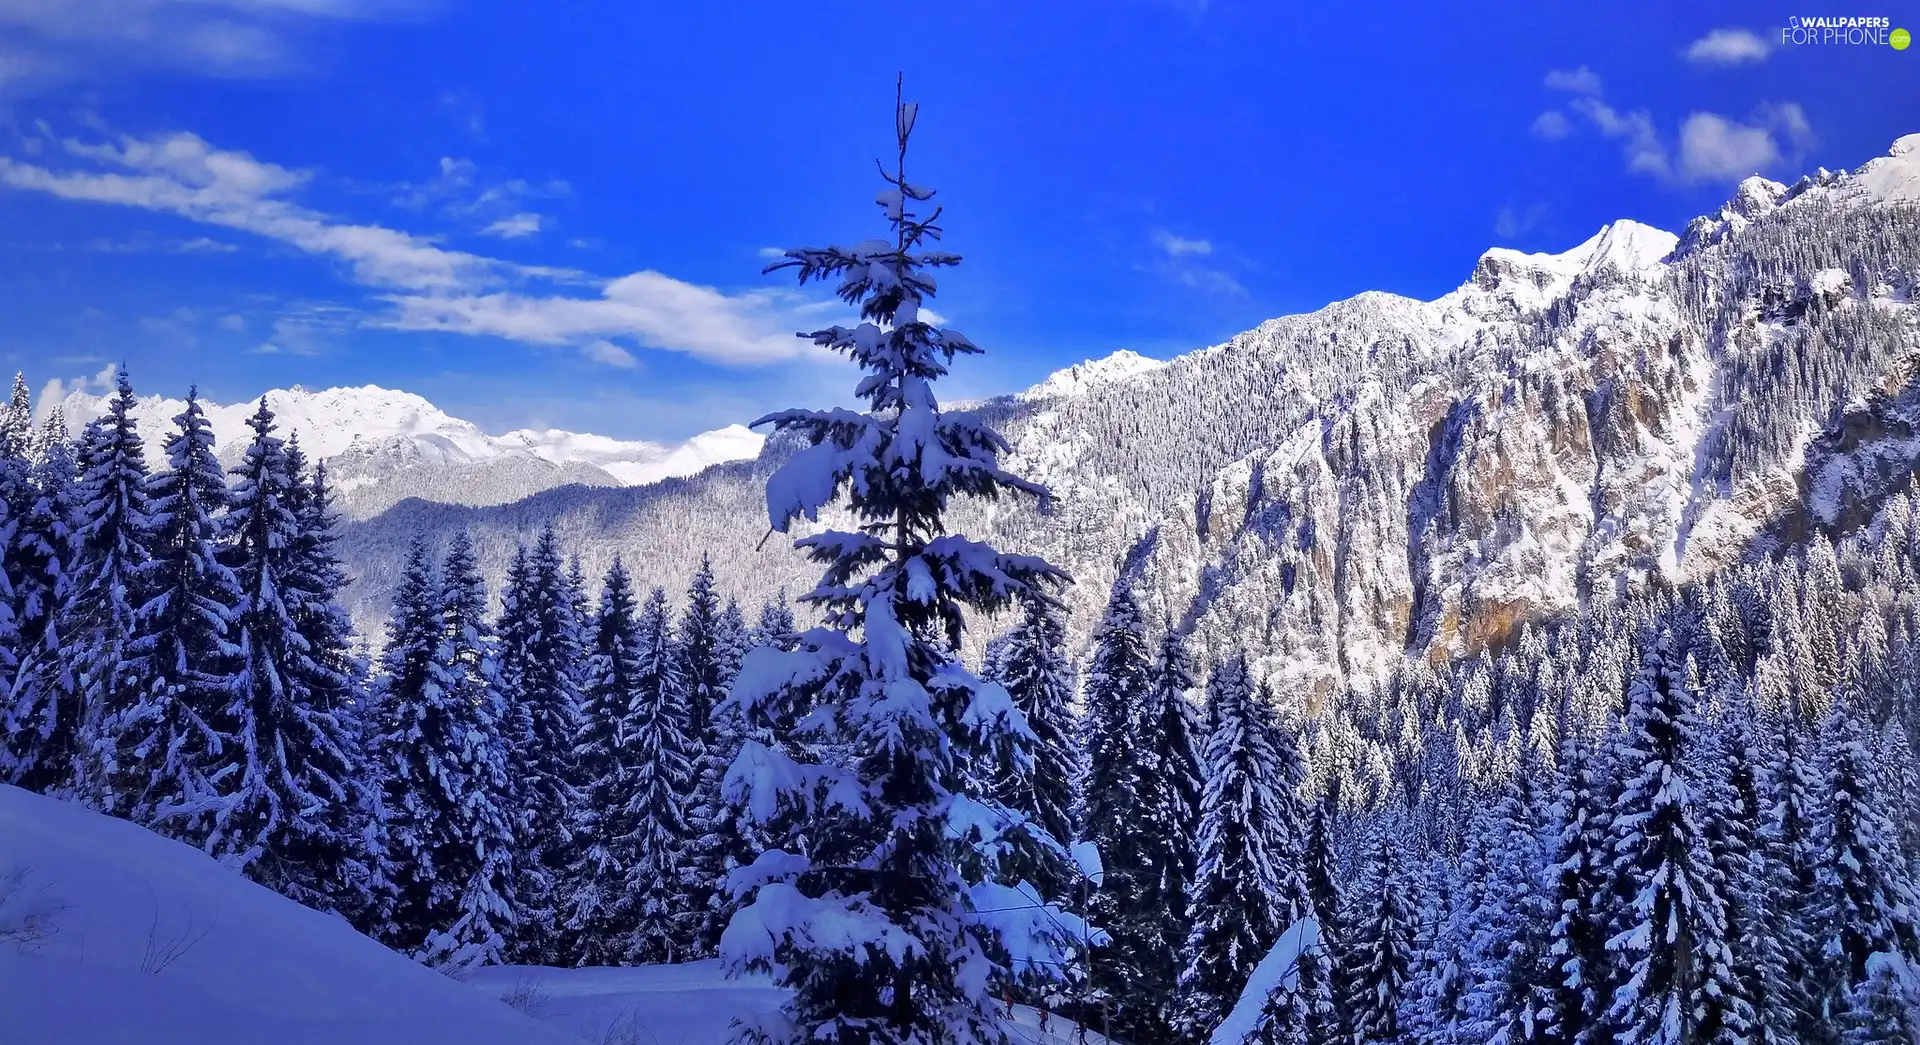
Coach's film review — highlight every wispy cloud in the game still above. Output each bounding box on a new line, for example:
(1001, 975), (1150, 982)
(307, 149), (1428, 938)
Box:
(1535, 66), (1810, 186)
(1684, 28), (1773, 66)
(379, 273), (815, 366)
(0, 128), (826, 366)
(481, 212), (543, 239)
(1494, 202), (1550, 240)
(1544, 66), (1603, 95)
(0, 0), (405, 95)
(1568, 96), (1670, 177)
(1149, 227), (1241, 294)
(1531, 110), (1572, 140)
(1151, 229), (1213, 257)
(579, 339), (637, 368)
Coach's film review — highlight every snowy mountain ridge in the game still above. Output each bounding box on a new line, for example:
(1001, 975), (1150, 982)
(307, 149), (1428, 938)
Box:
(55, 383), (765, 518)
(334, 134), (1920, 703)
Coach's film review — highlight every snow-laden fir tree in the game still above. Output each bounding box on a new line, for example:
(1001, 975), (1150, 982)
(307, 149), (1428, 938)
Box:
(494, 523), (586, 964)
(1760, 676), (1827, 1045)
(983, 592), (1079, 903)
(1813, 680), (1920, 1012)
(0, 384), (24, 755)
(118, 389), (240, 841)
(694, 594), (758, 953)
(1081, 576), (1160, 1033)
(718, 86), (1087, 1045)
(624, 584), (699, 964)
(1541, 730), (1612, 1045)
(208, 399), (365, 917)
(61, 365), (157, 812)
(0, 373), (28, 457)
(1138, 621), (1208, 1033)
(1464, 748), (1555, 1045)
(1839, 952), (1919, 1045)
(417, 533), (519, 969)
(1602, 626), (1746, 1045)
(680, 553), (733, 950)
(2, 409), (75, 791)
(751, 591), (800, 653)
(1176, 655), (1299, 1040)
(564, 559), (646, 967)
(367, 538), (443, 953)
(1340, 818), (1416, 1045)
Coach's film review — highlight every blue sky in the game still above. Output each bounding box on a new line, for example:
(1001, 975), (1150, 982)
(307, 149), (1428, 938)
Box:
(1, 1), (1916, 441)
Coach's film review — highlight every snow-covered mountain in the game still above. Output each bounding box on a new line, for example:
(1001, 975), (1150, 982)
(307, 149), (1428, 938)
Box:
(336, 135), (1920, 701)
(55, 384), (764, 519)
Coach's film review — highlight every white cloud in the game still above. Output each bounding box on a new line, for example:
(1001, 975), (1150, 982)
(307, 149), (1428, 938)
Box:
(1151, 229), (1213, 257)
(1678, 105), (1812, 181)
(1569, 97), (1670, 177)
(379, 272), (815, 366)
(1684, 28), (1772, 66)
(1544, 66), (1603, 95)
(481, 212), (543, 239)
(0, 0), (399, 95)
(1531, 110), (1572, 140)
(0, 128), (827, 365)
(579, 339), (637, 368)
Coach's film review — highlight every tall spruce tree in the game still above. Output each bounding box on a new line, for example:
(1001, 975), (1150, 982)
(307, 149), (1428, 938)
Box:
(1139, 622), (1208, 1034)
(1081, 577), (1159, 1033)
(119, 389), (239, 841)
(62, 365), (157, 811)
(1813, 681), (1920, 1010)
(367, 538), (442, 952)
(1602, 627), (1746, 1045)
(986, 592), (1080, 901)
(1341, 819), (1417, 1045)
(718, 87), (1085, 1045)
(1541, 731), (1612, 1045)
(419, 533), (518, 969)
(564, 559), (645, 967)
(494, 524), (586, 963)
(1176, 654), (1294, 1040)
(625, 584), (699, 964)
(208, 399), (364, 917)
(693, 593), (758, 953)
(2, 411), (76, 791)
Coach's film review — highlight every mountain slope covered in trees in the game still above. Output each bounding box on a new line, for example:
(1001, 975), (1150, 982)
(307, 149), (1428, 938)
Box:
(342, 136), (1920, 692)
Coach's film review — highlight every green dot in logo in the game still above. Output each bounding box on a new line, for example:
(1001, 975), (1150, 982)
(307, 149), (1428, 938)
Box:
(1895, 27), (1912, 49)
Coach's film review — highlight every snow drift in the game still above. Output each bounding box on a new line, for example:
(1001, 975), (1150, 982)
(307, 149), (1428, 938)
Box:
(0, 783), (578, 1045)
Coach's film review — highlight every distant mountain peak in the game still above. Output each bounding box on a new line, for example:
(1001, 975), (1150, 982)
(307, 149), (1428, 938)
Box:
(55, 382), (765, 518)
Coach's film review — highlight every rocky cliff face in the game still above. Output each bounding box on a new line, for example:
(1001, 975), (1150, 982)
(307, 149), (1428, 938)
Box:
(339, 136), (1920, 707)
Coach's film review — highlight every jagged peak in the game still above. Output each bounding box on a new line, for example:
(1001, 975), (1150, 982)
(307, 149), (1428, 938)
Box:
(1468, 219), (1675, 304)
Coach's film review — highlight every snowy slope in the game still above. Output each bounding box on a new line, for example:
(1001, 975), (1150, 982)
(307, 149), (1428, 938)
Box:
(54, 384), (765, 519)
(0, 784), (1103, 1045)
(464, 963), (1103, 1045)
(0, 784), (580, 1045)
(335, 135), (1920, 700)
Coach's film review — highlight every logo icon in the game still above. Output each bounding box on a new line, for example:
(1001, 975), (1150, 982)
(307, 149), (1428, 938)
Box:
(1895, 27), (1912, 48)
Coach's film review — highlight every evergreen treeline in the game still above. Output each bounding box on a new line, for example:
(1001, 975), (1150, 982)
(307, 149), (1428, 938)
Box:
(0, 368), (788, 971)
